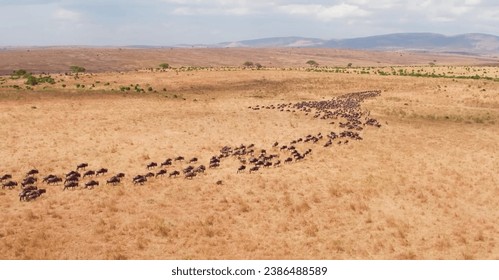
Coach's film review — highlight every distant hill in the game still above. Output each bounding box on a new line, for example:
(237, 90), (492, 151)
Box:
(213, 33), (499, 54)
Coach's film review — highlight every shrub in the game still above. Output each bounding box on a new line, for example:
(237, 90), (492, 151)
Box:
(13, 69), (28, 77)
(243, 61), (254, 67)
(70, 66), (86, 73)
(25, 75), (38, 86)
(306, 60), (319, 67)
(159, 63), (170, 69)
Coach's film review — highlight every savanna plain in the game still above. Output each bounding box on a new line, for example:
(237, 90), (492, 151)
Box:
(0, 48), (498, 259)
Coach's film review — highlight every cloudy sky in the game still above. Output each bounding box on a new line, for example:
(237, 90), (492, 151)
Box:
(0, 0), (498, 46)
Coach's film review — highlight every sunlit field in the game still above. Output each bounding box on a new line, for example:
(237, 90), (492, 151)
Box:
(0, 49), (498, 259)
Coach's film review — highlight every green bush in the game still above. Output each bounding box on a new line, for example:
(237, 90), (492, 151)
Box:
(159, 63), (170, 69)
(70, 66), (86, 73)
(25, 75), (38, 86)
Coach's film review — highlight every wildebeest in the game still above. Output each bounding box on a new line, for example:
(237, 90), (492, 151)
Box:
(155, 169), (167, 177)
(22, 176), (37, 185)
(76, 163), (88, 170)
(133, 175), (147, 185)
(43, 174), (58, 183)
(144, 172), (155, 178)
(66, 171), (81, 178)
(85, 180), (99, 189)
(106, 176), (121, 185)
(183, 166), (194, 174)
(0, 174), (12, 182)
(237, 165), (246, 173)
(47, 177), (63, 185)
(174, 156), (184, 161)
(194, 165), (205, 173)
(96, 168), (108, 176)
(19, 186), (37, 201)
(63, 182), (79, 191)
(249, 166), (259, 173)
(146, 162), (158, 169)
(169, 170), (180, 178)
(25, 189), (46, 201)
(115, 173), (125, 178)
(284, 157), (293, 164)
(3, 180), (18, 189)
(64, 175), (79, 184)
(83, 170), (95, 178)
(161, 159), (172, 167)
(184, 171), (196, 179)
(26, 169), (39, 176)
(189, 157), (198, 163)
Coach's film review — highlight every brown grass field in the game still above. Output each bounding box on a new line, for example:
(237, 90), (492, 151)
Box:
(0, 48), (498, 260)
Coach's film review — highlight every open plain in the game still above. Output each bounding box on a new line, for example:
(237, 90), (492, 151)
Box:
(0, 48), (498, 259)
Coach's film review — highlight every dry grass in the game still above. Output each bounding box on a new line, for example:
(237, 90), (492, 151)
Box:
(0, 56), (498, 260)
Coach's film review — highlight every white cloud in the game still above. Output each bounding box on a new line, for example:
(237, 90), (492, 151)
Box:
(280, 3), (370, 21)
(464, 0), (481, 5)
(172, 6), (251, 15)
(53, 8), (81, 21)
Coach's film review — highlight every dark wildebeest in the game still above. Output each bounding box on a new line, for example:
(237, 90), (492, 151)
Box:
(237, 165), (246, 173)
(0, 174), (12, 182)
(155, 170), (167, 177)
(169, 170), (180, 178)
(85, 180), (99, 189)
(106, 176), (121, 185)
(64, 175), (79, 184)
(66, 171), (80, 178)
(19, 186), (37, 201)
(47, 177), (63, 185)
(116, 173), (125, 178)
(184, 171), (196, 179)
(209, 162), (220, 169)
(22, 176), (37, 185)
(161, 159), (172, 167)
(76, 163), (88, 170)
(174, 156), (184, 162)
(189, 157), (198, 163)
(96, 168), (108, 176)
(194, 165), (205, 173)
(43, 174), (58, 183)
(146, 162), (158, 169)
(26, 189), (46, 201)
(249, 166), (259, 173)
(83, 170), (95, 178)
(133, 175), (147, 185)
(26, 169), (39, 176)
(183, 166), (194, 174)
(63, 182), (79, 191)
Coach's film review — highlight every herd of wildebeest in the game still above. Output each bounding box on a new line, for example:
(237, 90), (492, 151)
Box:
(1, 90), (382, 202)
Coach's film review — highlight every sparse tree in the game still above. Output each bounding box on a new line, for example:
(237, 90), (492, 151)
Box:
(243, 61), (254, 68)
(159, 63), (170, 69)
(306, 60), (319, 67)
(347, 63), (353, 67)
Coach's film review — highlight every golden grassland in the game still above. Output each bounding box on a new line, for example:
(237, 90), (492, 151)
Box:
(0, 59), (498, 259)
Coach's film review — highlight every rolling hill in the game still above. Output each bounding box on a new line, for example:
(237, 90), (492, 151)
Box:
(215, 33), (499, 54)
